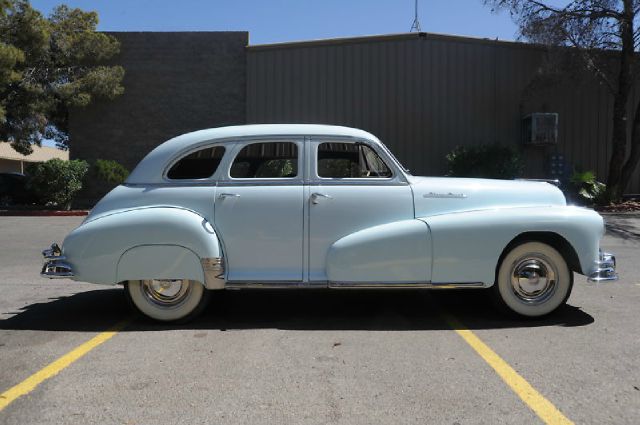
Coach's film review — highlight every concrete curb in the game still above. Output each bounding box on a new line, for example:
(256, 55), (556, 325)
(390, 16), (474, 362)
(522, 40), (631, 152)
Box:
(0, 210), (89, 217)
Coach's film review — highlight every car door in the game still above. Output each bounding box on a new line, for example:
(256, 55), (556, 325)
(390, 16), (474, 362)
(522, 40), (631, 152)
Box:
(214, 139), (304, 282)
(307, 139), (415, 282)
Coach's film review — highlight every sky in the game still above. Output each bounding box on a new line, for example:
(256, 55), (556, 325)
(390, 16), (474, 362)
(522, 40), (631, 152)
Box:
(29, 0), (521, 45)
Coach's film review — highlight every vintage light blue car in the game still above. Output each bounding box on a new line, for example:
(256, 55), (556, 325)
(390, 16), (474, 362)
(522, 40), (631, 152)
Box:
(42, 124), (617, 321)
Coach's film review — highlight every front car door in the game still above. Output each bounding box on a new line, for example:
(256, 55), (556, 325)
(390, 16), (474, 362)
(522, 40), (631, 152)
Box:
(307, 138), (415, 282)
(214, 139), (304, 283)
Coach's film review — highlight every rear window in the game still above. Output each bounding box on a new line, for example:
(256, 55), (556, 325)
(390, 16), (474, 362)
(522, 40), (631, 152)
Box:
(167, 146), (225, 180)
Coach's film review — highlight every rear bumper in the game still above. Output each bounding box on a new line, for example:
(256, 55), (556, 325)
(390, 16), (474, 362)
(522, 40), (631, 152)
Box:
(587, 251), (618, 282)
(41, 243), (74, 279)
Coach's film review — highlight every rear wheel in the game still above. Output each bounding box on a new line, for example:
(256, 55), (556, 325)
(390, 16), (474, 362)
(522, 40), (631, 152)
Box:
(125, 279), (210, 322)
(493, 241), (573, 317)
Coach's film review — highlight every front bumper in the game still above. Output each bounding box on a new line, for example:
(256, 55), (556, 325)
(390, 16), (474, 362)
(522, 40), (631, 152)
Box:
(41, 243), (74, 279)
(587, 251), (618, 282)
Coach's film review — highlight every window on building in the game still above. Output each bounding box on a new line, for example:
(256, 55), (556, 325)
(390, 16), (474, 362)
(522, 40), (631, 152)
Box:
(167, 146), (226, 180)
(230, 142), (298, 178)
(317, 142), (392, 178)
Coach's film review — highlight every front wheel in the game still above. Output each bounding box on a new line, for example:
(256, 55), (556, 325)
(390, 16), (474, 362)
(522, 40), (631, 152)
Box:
(125, 279), (210, 322)
(493, 241), (573, 317)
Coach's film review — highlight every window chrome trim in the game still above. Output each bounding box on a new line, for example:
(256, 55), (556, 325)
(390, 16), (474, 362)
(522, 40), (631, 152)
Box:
(307, 137), (408, 186)
(161, 142), (229, 183)
(306, 180), (408, 187)
(223, 138), (305, 182)
(217, 180), (304, 187)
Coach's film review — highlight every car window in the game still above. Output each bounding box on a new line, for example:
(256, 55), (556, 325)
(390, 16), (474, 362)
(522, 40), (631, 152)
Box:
(167, 146), (225, 180)
(230, 142), (298, 178)
(317, 142), (392, 178)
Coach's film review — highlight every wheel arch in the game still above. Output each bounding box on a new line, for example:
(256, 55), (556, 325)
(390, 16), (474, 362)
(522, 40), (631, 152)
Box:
(496, 231), (582, 279)
(116, 244), (205, 285)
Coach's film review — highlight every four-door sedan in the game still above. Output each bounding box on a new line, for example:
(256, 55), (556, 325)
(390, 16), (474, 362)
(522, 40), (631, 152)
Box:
(41, 124), (617, 322)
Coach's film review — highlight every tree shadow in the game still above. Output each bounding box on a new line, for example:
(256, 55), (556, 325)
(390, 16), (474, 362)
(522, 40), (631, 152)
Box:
(0, 287), (594, 332)
(605, 221), (640, 240)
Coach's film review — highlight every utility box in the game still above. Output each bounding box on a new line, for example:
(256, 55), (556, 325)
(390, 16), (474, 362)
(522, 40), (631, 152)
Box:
(522, 113), (558, 145)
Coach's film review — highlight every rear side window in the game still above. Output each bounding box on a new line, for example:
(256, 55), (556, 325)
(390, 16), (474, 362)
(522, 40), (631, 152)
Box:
(230, 142), (298, 178)
(167, 146), (225, 180)
(317, 142), (392, 178)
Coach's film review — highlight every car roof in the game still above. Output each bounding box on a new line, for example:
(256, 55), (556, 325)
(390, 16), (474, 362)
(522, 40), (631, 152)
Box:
(126, 124), (380, 184)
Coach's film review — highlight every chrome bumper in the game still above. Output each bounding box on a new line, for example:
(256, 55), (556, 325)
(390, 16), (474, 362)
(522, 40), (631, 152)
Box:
(587, 251), (618, 282)
(41, 243), (74, 279)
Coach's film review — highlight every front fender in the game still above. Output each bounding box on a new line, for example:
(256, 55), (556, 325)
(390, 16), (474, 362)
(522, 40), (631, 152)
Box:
(326, 219), (432, 283)
(420, 206), (604, 285)
(62, 207), (222, 285)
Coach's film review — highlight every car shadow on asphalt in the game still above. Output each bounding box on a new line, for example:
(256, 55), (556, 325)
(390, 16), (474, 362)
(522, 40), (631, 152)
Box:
(0, 287), (594, 332)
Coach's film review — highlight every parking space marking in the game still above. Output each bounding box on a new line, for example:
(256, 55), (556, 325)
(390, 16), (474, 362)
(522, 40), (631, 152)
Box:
(444, 314), (573, 425)
(0, 319), (130, 412)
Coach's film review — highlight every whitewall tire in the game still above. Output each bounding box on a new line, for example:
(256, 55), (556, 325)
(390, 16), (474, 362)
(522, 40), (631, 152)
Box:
(125, 279), (209, 322)
(493, 241), (573, 317)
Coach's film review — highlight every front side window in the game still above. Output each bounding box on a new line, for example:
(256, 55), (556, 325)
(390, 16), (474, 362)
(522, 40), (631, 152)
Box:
(317, 142), (392, 178)
(167, 146), (225, 180)
(230, 142), (298, 178)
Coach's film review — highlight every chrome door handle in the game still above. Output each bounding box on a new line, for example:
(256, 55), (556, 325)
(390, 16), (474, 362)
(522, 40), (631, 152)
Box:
(311, 193), (333, 204)
(218, 193), (240, 199)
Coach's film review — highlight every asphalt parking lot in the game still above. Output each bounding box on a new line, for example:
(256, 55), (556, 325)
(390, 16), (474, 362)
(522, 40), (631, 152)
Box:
(0, 215), (639, 424)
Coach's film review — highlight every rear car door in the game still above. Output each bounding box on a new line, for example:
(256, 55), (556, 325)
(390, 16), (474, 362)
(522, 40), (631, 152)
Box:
(214, 139), (304, 283)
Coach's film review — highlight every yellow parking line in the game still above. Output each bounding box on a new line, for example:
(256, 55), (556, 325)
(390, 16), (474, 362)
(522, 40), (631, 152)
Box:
(0, 319), (130, 412)
(444, 314), (573, 425)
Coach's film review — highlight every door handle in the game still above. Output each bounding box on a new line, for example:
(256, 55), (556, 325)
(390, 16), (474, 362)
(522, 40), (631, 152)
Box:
(218, 193), (241, 199)
(311, 193), (333, 204)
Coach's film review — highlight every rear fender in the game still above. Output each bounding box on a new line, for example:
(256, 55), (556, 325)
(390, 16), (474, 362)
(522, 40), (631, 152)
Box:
(62, 207), (223, 286)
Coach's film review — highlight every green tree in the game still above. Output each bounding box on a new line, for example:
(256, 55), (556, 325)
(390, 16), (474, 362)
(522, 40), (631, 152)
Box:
(0, 0), (123, 154)
(93, 158), (129, 185)
(26, 158), (89, 209)
(485, 0), (640, 201)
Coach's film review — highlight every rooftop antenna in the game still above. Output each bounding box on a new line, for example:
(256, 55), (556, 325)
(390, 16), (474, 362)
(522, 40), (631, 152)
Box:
(410, 0), (422, 32)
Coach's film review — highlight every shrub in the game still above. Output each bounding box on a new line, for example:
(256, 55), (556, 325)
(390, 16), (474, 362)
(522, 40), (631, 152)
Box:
(445, 143), (524, 179)
(26, 159), (89, 210)
(93, 159), (129, 185)
(566, 170), (607, 205)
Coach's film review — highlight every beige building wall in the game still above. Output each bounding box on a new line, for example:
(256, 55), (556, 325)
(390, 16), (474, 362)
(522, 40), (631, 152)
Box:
(0, 144), (69, 173)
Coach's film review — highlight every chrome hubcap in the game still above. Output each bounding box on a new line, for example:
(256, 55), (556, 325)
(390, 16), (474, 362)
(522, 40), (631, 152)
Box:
(510, 257), (557, 305)
(141, 279), (191, 307)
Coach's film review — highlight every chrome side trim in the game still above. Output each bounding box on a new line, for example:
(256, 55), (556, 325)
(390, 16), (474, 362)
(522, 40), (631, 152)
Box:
(328, 281), (484, 289)
(428, 282), (485, 289)
(201, 257), (225, 289)
(225, 281), (303, 289)
(222, 281), (486, 290)
(588, 251), (618, 282)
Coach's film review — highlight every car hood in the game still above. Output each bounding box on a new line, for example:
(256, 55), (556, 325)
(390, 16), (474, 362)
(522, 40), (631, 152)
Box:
(408, 176), (566, 217)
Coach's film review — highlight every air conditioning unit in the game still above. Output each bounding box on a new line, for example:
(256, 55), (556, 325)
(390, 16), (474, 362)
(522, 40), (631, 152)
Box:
(522, 113), (558, 145)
